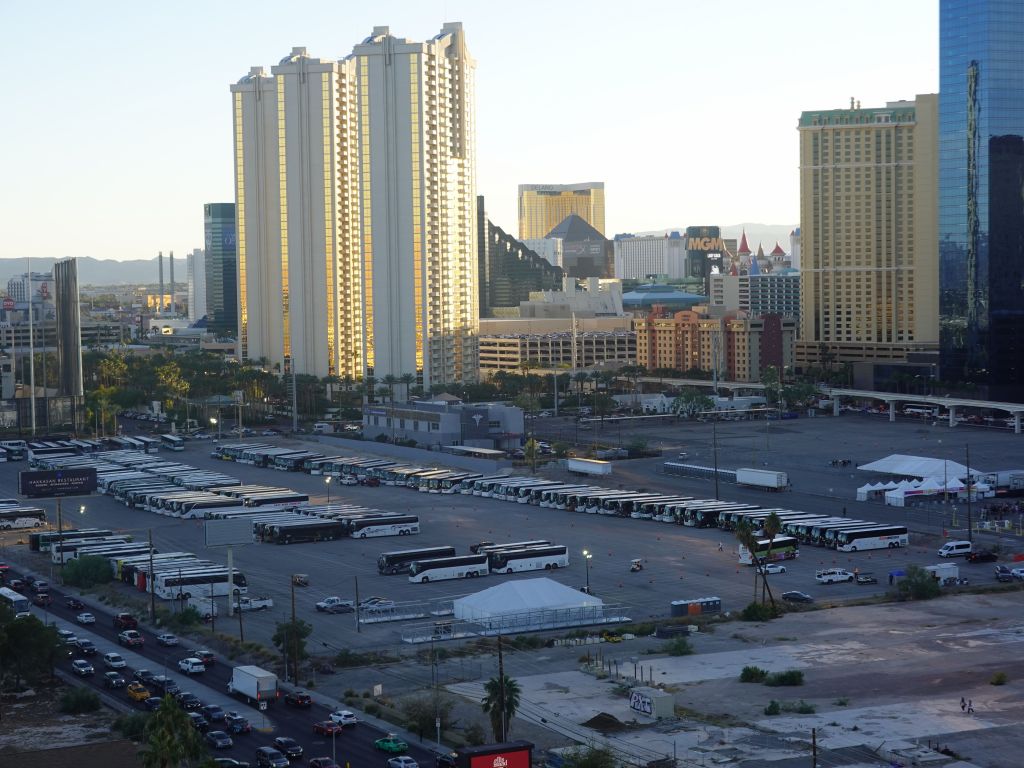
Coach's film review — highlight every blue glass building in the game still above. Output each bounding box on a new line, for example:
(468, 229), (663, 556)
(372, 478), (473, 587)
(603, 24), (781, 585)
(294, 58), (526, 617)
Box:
(203, 203), (238, 336)
(939, 0), (1024, 401)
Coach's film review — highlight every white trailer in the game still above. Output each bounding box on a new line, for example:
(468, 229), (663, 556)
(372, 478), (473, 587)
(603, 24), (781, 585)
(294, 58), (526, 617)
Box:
(566, 458), (612, 476)
(228, 665), (278, 705)
(924, 563), (959, 585)
(736, 468), (788, 490)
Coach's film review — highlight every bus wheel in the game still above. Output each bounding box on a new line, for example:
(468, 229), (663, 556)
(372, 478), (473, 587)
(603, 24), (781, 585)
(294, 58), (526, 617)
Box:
(421, 576), (430, 583)
(182, 592), (191, 600)
(849, 546), (857, 552)
(889, 542), (899, 548)
(506, 568), (514, 574)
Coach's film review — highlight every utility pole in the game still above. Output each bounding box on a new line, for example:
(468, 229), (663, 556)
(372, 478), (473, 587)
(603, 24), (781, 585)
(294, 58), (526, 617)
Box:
(236, 592), (244, 642)
(148, 529), (156, 622)
(354, 575), (361, 633)
(497, 634), (506, 742)
(712, 415), (720, 501)
(966, 442), (974, 544)
(290, 577), (297, 684)
(811, 727), (817, 767)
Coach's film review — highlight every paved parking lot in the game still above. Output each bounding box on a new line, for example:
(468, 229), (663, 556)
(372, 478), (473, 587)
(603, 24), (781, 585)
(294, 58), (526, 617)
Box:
(4, 409), (1020, 654)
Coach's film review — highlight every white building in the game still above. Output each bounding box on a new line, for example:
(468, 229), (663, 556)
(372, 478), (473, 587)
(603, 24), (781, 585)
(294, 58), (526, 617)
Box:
(612, 232), (688, 280)
(520, 237), (563, 268)
(519, 277), (624, 319)
(186, 248), (207, 322)
(232, 24), (478, 386)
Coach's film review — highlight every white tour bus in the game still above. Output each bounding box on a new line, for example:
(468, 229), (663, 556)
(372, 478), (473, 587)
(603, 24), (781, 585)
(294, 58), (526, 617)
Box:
(487, 545), (569, 574)
(835, 525), (909, 552)
(349, 515), (420, 538)
(160, 434), (186, 451)
(151, 567), (248, 600)
(408, 553), (489, 583)
(0, 586), (30, 618)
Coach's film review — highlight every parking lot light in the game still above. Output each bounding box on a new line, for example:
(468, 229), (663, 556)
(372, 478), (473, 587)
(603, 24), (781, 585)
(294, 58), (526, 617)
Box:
(583, 549), (592, 593)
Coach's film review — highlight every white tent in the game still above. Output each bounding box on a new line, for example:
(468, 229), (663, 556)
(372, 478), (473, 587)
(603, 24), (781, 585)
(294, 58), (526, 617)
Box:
(858, 454), (971, 480)
(453, 577), (605, 631)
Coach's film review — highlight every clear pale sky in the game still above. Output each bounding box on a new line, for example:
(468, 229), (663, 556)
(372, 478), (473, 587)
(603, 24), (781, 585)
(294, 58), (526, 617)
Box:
(2, 0), (938, 262)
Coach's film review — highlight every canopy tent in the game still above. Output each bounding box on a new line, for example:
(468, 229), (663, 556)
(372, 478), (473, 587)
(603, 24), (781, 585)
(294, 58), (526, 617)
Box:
(858, 454), (973, 480)
(453, 577), (605, 631)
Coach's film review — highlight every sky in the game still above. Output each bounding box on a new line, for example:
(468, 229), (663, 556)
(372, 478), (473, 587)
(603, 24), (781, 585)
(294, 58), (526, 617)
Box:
(2, 0), (938, 262)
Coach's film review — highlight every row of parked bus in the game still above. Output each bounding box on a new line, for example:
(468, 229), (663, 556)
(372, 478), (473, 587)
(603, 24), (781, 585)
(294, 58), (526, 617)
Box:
(26, 526), (248, 601)
(375, 540), (570, 583)
(441, 475), (909, 559)
(32, 446), (424, 546)
(212, 443), (486, 494)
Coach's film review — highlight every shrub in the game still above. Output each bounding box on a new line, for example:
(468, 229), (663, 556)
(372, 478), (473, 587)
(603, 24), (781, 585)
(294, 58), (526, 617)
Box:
(764, 700), (781, 715)
(364, 703), (381, 716)
(991, 671), (1009, 686)
(740, 666), (768, 683)
(62, 555), (113, 588)
(464, 723), (486, 746)
(665, 637), (694, 656)
(60, 687), (101, 714)
(894, 565), (941, 601)
(764, 670), (804, 687)
(113, 712), (150, 741)
(740, 602), (778, 622)
(795, 700), (816, 714)
(834, 697), (849, 706)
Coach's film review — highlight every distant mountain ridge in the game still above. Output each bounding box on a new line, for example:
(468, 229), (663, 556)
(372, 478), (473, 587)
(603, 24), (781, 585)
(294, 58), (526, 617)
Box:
(0, 257), (167, 287)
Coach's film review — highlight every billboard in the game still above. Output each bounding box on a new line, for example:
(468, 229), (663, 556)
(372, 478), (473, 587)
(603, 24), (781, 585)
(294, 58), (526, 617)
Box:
(205, 518), (253, 548)
(459, 741), (533, 768)
(685, 225), (724, 286)
(19, 468), (97, 498)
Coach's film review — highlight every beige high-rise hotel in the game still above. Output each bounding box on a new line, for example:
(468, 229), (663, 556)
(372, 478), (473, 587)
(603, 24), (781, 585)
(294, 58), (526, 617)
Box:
(231, 24), (478, 385)
(797, 96), (938, 368)
(518, 182), (605, 240)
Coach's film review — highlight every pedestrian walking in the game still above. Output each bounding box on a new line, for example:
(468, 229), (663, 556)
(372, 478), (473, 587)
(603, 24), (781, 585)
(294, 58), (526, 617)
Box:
(968, 700), (974, 714)
(717, 542), (724, 552)
(842, 506), (847, 517)
(961, 697), (967, 712)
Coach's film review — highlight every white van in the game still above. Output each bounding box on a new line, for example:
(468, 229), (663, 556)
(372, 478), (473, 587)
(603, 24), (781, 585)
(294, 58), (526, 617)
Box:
(937, 540), (972, 558)
(312, 422), (335, 434)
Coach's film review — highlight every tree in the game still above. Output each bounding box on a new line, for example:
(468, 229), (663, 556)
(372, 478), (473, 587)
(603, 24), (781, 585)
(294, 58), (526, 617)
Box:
(272, 619), (313, 683)
(401, 693), (456, 740)
(759, 512), (781, 611)
(156, 360), (189, 413)
(562, 745), (618, 768)
(481, 673), (521, 742)
(398, 373), (417, 402)
(672, 387), (714, 417)
(139, 695), (207, 768)
(0, 608), (63, 689)
(761, 365), (781, 406)
(895, 565), (942, 600)
(523, 438), (539, 474)
(62, 555), (114, 588)
(735, 519), (778, 615)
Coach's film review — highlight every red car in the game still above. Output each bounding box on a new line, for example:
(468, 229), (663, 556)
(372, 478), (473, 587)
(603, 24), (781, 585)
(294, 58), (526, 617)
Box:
(285, 691), (313, 708)
(189, 649), (216, 666)
(312, 721), (343, 736)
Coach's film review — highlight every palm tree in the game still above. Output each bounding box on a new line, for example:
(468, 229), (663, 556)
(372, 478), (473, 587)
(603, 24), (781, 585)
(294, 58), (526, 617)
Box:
(398, 372), (416, 402)
(139, 696), (206, 768)
(481, 674), (521, 742)
(382, 374), (399, 404)
(735, 520), (761, 603)
(760, 512), (782, 611)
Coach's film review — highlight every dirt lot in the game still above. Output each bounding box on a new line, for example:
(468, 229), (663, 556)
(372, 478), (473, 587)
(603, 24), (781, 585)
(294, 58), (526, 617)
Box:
(0, 680), (119, 755)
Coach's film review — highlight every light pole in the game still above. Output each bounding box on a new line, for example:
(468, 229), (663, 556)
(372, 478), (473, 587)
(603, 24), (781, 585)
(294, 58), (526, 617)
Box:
(582, 549), (592, 594)
(325, 475), (332, 504)
(210, 415), (221, 441)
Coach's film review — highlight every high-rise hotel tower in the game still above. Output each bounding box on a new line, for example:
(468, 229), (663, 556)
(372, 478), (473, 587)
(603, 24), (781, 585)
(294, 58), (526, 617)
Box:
(231, 23), (478, 385)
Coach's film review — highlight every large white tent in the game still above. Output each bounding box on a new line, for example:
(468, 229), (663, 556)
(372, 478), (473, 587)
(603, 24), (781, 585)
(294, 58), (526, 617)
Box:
(453, 577), (605, 632)
(858, 454), (973, 480)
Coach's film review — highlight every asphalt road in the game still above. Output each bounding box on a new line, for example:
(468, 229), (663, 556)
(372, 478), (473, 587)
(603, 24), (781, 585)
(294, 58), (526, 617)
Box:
(7, 564), (434, 768)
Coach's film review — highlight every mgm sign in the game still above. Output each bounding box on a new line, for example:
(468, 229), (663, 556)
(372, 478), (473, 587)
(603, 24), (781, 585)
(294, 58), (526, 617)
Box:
(685, 226), (725, 290)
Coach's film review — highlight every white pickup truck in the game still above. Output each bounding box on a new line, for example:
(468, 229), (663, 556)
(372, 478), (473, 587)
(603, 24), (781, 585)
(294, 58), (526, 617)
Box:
(315, 596), (355, 613)
(237, 596), (274, 612)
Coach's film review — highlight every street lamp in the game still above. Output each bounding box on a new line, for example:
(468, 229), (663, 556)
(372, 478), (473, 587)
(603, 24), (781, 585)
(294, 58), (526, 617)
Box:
(210, 415), (221, 441)
(582, 549), (592, 594)
(325, 475), (332, 504)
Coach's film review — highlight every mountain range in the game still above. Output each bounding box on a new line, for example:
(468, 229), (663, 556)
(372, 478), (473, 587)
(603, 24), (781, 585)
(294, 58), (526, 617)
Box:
(0, 257), (169, 287)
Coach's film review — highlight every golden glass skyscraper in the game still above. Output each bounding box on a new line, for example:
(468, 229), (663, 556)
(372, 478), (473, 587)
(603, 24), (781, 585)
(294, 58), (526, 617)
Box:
(231, 24), (478, 386)
(797, 96), (938, 367)
(518, 182), (605, 240)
